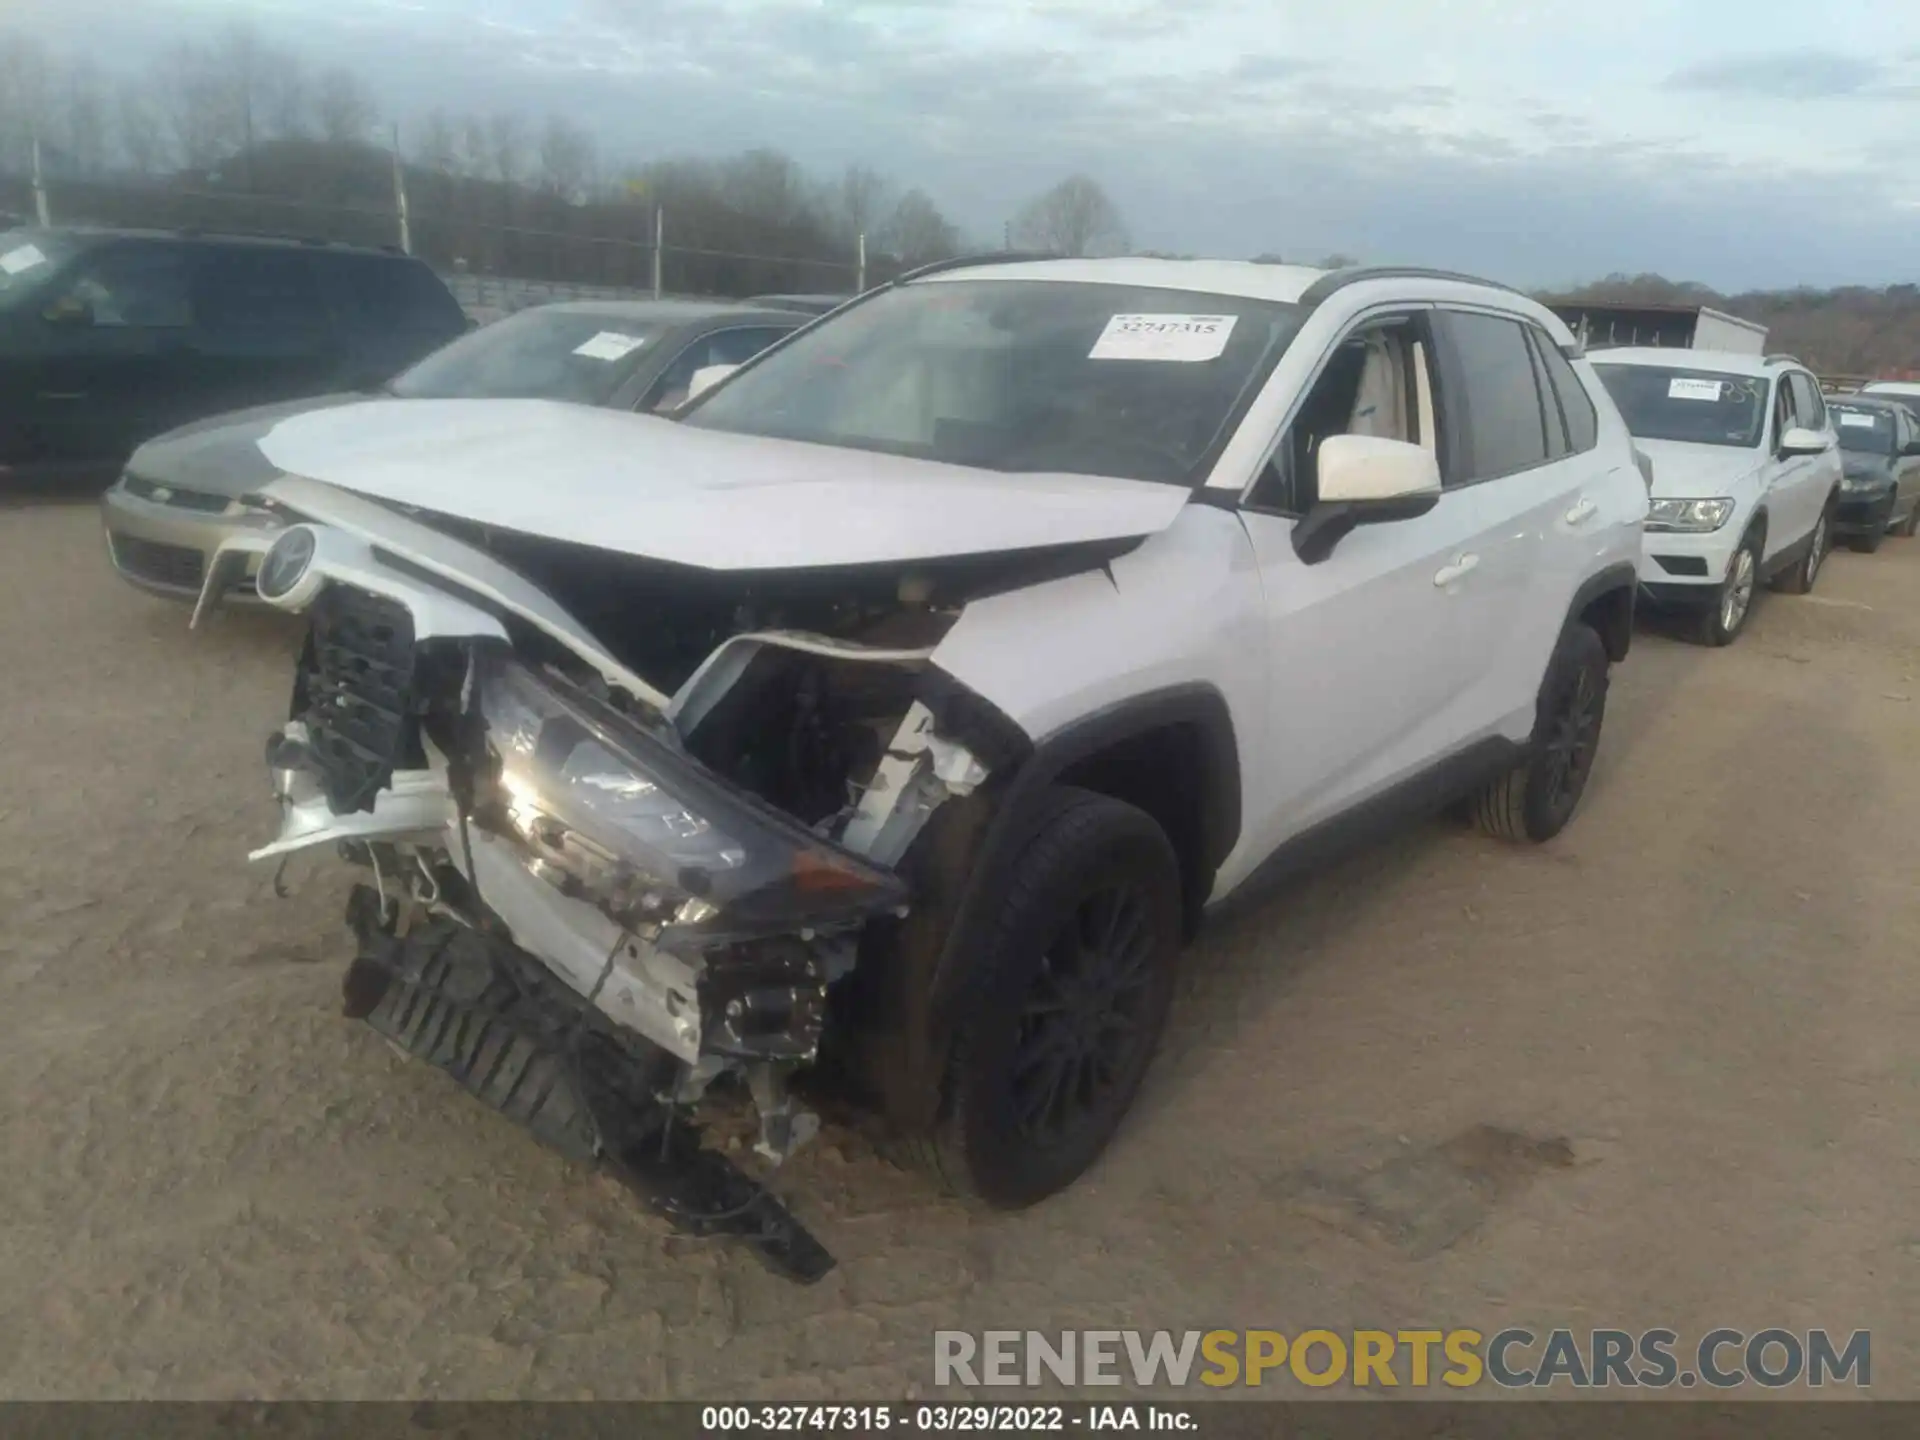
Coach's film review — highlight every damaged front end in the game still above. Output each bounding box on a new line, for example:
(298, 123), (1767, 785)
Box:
(223, 518), (1004, 1282)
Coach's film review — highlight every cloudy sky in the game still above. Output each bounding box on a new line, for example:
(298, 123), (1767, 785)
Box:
(13, 0), (1920, 290)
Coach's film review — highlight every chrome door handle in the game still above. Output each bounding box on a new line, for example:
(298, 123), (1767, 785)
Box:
(1565, 497), (1598, 525)
(1433, 553), (1480, 587)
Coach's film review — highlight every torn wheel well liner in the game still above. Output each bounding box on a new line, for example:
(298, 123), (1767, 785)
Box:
(848, 683), (1240, 1132)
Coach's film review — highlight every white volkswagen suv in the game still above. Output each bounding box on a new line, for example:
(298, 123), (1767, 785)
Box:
(197, 258), (1648, 1280)
(1592, 349), (1842, 646)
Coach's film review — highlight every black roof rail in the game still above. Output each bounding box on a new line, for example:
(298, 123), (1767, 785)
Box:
(894, 250), (1059, 284)
(1298, 264), (1522, 308)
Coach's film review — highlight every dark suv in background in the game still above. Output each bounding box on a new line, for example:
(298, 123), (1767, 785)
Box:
(0, 227), (467, 488)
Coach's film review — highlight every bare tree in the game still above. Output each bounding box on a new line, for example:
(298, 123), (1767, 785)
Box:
(487, 111), (525, 186)
(536, 115), (595, 200)
(830, 162), (894, 245)
(117, 89), (167, 175)
(882, 188), (960, 267)
(1011, 174), (1128, 258)
(1318, 252), (1359, 269)
(457, 114), (490, 179)
(719, 148), (806, 225)
(415, 108), (459, 176)
(55, 57), (109, 176)
(157, 42), (231, 170)
(314, 67), (376, 144)
(259, 57), (311, 139)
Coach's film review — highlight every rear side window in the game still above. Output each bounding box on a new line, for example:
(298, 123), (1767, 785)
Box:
(194, 247), (326, 340)
(1533, 333), (1599, 453)
(321, 254), (465, 335)
(1435, 310), (1550, 483)
(1523, 328), (1569, 458)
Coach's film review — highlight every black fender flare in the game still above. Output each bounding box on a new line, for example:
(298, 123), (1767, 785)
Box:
(857, 682), (1241, 1132)
(1566, 560), (1639, 662)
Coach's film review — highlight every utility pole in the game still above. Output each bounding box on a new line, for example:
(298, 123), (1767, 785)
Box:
(391, 124), (413, 254)
(30, 124), (51, 226)
(1003, 219), (1012, 251)
(856, 231), (867, 293)
(652, 203), (664, 299)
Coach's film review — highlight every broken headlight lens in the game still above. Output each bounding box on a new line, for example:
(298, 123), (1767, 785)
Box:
(473, 655), (906, 941)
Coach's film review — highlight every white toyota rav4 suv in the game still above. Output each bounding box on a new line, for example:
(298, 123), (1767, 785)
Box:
(198, 257), (1648, 1280)
(1592, 349), (1843, 646)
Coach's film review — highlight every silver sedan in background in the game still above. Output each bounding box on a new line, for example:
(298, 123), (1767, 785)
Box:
(100, 298), (804, 602)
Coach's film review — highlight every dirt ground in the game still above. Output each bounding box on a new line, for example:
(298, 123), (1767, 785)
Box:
(3, 498), (1919, 1401)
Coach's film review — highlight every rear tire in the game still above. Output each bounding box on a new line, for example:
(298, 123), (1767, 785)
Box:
(912, 787), (1183, 1209)
(1471, 622), (1609, 844)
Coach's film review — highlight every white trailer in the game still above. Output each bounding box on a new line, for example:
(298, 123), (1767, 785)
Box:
(1549, 302), (1768, 355)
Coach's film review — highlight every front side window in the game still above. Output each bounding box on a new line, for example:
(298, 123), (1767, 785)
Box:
(1435, 311), (1551, 482)
(1251, 313), (1432, 513)
(391, 308), (668, 405)
(1829, 402), (1897, 455)
(42, 242), (192, 329)
(682, 279), (1306, 486)
(1788, 372), (1826, 432)
(1593, 363), (1768, 449)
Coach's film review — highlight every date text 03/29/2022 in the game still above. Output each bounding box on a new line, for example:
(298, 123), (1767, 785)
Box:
(932, 1327), (1872, 1390)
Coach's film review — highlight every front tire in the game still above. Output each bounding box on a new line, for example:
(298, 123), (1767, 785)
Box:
(1691, 530), (1761, 647)
(915, 787), (1182, 1209)
(1471, 622), (1609, 844)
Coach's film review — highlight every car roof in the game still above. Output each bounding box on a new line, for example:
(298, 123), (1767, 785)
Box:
(1829, 393), (1904, 409)
(15, 224), (417, 261)
(919, 256), (1332, 302)
(528, 299), (802, 327)
(1863, 381), (1920, 396)
(1588, 347), (1786, 378)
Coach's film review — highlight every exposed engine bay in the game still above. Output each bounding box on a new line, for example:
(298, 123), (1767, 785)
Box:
(225, 510), (1117, 1280)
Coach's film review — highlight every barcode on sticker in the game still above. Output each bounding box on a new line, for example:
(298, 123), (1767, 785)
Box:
(1667, 377), (1725, 402)
(1089, 314), (1238, 362)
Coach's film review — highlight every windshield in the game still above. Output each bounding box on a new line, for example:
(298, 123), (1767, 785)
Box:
(1593, 363), (1768, 449)
(681, 279), (1305, 485)
(390, 308), (666, 404)
(1829, 402), (1896, 455)
(0, 230), (72, 305)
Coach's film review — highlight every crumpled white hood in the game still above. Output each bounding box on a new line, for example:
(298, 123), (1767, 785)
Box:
(254, 397), (1193, 571)
(1634, 438), (1763, 500)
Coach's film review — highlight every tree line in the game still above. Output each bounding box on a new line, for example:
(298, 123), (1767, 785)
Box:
(1, 23), (1915, 367)
(0, 24), (1145, 297)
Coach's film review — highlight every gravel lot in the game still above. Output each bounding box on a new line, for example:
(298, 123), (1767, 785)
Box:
(3, 497), (1918, 1400)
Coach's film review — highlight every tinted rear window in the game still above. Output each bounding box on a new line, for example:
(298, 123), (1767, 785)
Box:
(323, 254), (465, 334)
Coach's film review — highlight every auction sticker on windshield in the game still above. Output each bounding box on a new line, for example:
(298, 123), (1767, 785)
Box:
(1667, 377), (1726, 402)
(1836, 410), (1878, 428)
(1090, 314), (1237, 363)
(0, 243), (46, 276)
(573, 331), (648, 362)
